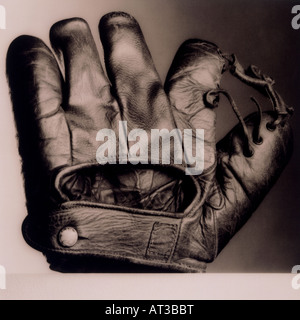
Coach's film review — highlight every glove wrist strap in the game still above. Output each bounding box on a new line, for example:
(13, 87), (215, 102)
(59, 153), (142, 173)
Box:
(22, 201), (207, 272)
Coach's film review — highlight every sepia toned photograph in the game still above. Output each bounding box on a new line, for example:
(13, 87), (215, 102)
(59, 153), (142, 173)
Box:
(0, 0), (299, 300)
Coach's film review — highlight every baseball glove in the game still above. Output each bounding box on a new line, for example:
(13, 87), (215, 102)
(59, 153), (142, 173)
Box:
(6, 12), (293, 272)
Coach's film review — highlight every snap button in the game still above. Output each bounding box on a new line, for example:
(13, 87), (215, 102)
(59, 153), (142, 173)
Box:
(58, 226), (78, 247)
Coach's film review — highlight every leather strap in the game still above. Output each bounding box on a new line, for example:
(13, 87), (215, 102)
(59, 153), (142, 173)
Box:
(22, 202), (207, 272)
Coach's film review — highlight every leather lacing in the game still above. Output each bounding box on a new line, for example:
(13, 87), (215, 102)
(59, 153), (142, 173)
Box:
(205, 89), (254, 157)
(204, 50), (294, 158)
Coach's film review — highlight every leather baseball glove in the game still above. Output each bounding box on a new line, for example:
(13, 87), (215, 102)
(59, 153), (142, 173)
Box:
(6, 12), (293, 272)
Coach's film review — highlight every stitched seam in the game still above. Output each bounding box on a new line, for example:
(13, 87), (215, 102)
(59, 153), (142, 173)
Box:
(146, 223), (177, 259)
(56, 203), (185, 219)
(169, 217), (183, 263)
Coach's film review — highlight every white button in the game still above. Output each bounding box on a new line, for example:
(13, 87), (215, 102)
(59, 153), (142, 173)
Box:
(58, 226), (78, 247)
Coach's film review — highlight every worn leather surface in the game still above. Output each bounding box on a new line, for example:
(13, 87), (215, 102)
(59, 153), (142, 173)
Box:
(6, 12), (293, 272)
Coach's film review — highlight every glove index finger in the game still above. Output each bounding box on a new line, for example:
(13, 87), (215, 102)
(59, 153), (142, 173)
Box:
(6, 35), (71, 171)
(165, 39), (225, 110)
(165, 40), (226, 173)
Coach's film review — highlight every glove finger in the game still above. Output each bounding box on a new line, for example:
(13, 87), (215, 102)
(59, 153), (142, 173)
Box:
(99, 12), (174, 131)
(6, 35), (71, 172)
(50, 18), (119, 163)
(165, 40), (226, 172)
